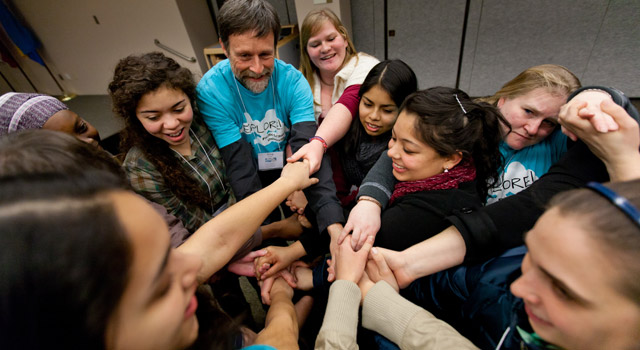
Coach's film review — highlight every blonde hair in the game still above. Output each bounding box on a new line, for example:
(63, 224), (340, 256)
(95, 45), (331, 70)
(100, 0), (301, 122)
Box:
(299, 8), (357, 89)
(478, 64), (581, 105)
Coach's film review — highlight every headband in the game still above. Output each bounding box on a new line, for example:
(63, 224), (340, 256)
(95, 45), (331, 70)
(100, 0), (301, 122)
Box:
(586, 182), (640, 227)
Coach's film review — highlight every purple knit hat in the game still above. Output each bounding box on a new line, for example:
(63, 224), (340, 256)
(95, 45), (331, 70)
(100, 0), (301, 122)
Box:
(0, 92), (69, 135)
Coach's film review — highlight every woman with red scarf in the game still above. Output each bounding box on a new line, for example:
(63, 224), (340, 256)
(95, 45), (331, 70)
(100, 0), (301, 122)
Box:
(373, 87), (505, 251)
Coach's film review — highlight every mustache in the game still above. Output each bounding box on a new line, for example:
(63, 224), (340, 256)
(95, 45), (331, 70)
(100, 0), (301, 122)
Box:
(242, 68), (272, 79)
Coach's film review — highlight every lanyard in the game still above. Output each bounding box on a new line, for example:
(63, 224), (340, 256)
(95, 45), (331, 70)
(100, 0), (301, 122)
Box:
(233, 72), (283, 153)
(172, 128), (226, 213)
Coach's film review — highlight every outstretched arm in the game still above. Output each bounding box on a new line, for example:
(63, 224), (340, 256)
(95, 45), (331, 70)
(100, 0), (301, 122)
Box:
(317, 104), (354, 146)
(178, 160), (318, 283)
(360, 249), (478, 350)
(288, 85), (360, 174)
(341, 152), (395, 250)
(253, 277), (299, 350)
(374, 226), (466, 288)
(362, 281), (479, 350)
(391, 86), (640, 269)
(289, 121), (345, 234)
(315, 235), (374, 350)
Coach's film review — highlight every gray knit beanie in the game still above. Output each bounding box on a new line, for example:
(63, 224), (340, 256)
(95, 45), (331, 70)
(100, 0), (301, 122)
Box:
(0, 92), (69, 135)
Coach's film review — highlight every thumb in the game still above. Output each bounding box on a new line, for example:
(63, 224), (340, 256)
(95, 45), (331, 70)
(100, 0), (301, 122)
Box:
(371, 247), (391, 274)
(281, 272), (298, 288)
(310, 158), (321, 174)
(287, 148), (305, 162)
(601, 99), (632, 127)
(305, 177), (320, 187)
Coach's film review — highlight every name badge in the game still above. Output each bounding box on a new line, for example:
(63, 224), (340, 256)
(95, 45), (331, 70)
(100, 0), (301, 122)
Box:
(258, 151), (284, 170)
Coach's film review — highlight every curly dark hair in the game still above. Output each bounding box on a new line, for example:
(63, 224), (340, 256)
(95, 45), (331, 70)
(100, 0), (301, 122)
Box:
(400, 87), (506, 200)
(108, 52), (211, 211)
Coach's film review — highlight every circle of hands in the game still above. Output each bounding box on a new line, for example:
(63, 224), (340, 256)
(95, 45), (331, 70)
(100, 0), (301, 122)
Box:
(227, 88), (640, 305)
(240, 234), (407, 305)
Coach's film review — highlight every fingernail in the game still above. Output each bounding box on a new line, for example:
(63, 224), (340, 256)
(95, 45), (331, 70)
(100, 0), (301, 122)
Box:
(372, 247), (378, 255)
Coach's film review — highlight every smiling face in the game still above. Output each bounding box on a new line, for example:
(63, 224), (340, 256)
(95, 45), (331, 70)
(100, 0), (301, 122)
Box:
(510, 208), (640, 350)
(387, 111), (458, 182)
(106, 191), (202, 350)
(306, 20), (348, 79)
(136, 86), (193, 152)
(359, 84), (399, 137)
(223, 31), (275, 93)
(498, 88), (567, 150)
(42, 109), (101, 147)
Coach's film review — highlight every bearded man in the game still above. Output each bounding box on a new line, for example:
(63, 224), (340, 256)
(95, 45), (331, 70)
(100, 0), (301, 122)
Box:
(197, 0), (344, 260)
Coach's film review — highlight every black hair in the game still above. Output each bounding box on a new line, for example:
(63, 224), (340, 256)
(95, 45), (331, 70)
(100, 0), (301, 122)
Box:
(400, 87), (506, 199)
(0, 171), (131, 349)
(342, 59), (418, 155)
(0, 129), (126, 184)
(0, 129), (240, 349)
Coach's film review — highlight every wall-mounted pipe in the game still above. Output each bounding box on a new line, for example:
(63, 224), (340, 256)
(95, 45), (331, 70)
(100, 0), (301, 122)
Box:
(154, 39), (196, 63)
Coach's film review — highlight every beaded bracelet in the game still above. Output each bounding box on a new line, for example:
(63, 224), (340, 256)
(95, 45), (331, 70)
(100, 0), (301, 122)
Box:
(309, 136), (328, 152)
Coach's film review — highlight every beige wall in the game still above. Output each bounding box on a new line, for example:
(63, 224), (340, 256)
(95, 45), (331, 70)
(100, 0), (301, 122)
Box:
(5, 0), (355, 96)
(10, 0), (214, 95)
(0, 21), (59, 94)
(294, 0), (352, 37)
(175, 0), (218, 74)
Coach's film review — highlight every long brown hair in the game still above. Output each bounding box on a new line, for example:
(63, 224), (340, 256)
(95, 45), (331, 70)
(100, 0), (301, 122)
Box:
(299, 8), (357, 89)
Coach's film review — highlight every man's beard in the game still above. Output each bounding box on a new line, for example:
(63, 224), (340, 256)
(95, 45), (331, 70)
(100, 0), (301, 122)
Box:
(233, 66), (272, 93)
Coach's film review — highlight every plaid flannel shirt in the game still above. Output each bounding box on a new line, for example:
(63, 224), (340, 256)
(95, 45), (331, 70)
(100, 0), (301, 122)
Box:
(123, 118), (236, 233)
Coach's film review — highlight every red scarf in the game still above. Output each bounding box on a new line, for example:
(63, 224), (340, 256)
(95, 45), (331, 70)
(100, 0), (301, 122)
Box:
(389, 158), (476, 204)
